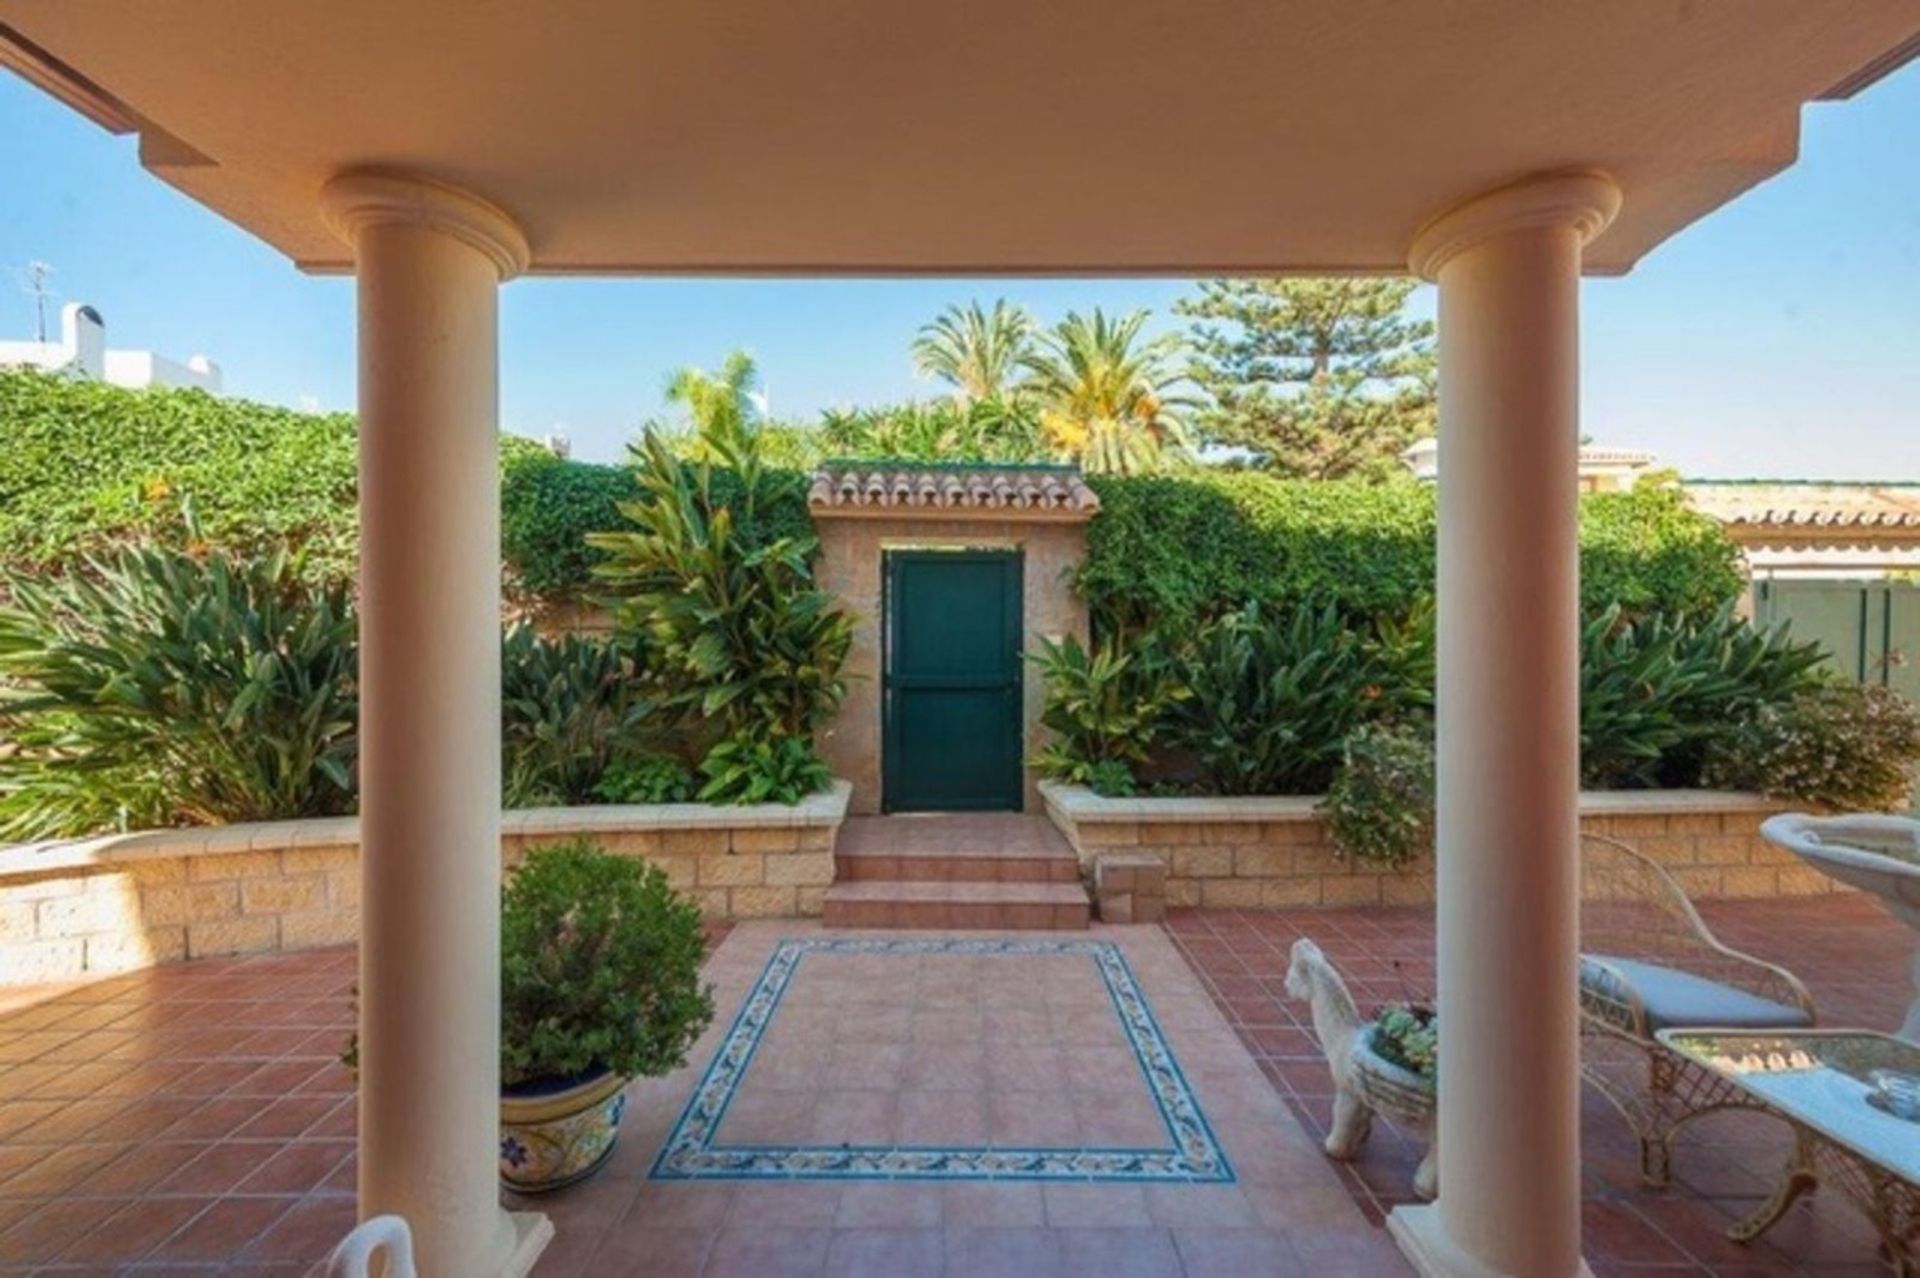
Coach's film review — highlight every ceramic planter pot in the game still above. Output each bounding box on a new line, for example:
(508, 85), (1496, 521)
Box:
(499, 1069), (628, 1193)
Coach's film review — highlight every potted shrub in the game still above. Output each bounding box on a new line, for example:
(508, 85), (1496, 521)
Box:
(498, 838), (714, 1193)
(1353, 1001), (1439, 1197)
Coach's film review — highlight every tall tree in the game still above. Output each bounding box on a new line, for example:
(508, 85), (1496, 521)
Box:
(1022, 309), (1191, 475)
(659, 350), (762, 460)
(1177, 279), (1434, 480)
(911, 300), (1035, 404)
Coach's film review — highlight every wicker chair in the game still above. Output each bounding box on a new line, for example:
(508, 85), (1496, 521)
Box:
(1578, 833), (1816, 1186)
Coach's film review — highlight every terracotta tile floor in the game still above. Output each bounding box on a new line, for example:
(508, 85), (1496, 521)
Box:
(0, 898), (1904, 1274)
(533, 922), (1404, 1276)
(1166, 894), (1916, 1278)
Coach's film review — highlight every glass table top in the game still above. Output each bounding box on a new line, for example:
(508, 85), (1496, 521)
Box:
(1657, 1030), (1920, 1183)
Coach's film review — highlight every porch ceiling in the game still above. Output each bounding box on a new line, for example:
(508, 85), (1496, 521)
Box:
(2, 2), (1916, 277)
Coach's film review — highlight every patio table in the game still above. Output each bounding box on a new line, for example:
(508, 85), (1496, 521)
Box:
(1657, 1029), (1920, 1275)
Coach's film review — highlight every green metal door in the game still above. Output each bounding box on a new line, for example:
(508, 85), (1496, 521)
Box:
(883, 549), (1024, 812)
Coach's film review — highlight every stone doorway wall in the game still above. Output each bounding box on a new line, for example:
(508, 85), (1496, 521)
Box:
(809, 466), (1097, 815)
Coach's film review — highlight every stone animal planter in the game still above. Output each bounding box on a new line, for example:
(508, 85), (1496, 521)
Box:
(499, 1069), (629, 1193)
(1286, 937), (1439, 1198)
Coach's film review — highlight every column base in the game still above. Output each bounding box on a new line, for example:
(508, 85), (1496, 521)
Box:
(1389, 1204), (1593, 1278)
(496, 1210), (554, 1278)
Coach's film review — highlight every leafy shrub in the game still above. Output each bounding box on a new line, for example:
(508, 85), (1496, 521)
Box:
(501, 451), (812, 606)
(501, 624), (662, 807)
(0, 543), (358, 839)
(697, 736), (833, 805)
(594, 756), (696, 805)
(1579, 606), (1827, 789)
(502, 839), (714, 1086)
(1166, 602), (1406, 795)
(590, 414), (850, 774)
(1030, 634), (1185, 793)
(1077, 471), (1742, 635)
(1704, 682), (1920, 812)
(1323, 723), (1436, 867)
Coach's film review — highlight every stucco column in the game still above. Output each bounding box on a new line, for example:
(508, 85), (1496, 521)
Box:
(1389, 172), (1620, 1278)
(320, 172), (549, 1278)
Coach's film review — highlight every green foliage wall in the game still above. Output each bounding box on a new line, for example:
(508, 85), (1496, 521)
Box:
(1080, 472), (1742, 633)
(0, 370), (361, 581)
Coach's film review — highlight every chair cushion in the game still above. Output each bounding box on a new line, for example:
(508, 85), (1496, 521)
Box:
(1579, 954), (1813, 1034)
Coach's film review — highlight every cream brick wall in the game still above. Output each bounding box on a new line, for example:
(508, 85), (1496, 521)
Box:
(1043, 784), (1834, 912)
(0, 783), (849, 986)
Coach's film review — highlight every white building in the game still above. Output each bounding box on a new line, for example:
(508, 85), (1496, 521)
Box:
(0, 301), (223, 392)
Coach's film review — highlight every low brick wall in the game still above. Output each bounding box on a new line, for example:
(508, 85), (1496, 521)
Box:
(1041, 783), (1835, 911)
(0, 782), (850, 985)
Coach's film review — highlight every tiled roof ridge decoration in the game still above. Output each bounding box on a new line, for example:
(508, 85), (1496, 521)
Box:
(807, 464), (1100, 520)
(1686, 482), (1920, 533)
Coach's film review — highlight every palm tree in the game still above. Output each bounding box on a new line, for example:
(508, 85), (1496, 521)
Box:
(1021, 309), (1191, 474)
(659, 350), (762, 462)
(911, 300), (1035, 404)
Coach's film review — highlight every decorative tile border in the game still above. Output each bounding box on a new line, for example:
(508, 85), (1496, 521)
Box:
(651, 936), (1234, 1182)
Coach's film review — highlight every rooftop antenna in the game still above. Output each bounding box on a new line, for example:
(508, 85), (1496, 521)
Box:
(13, 261), (56, 341)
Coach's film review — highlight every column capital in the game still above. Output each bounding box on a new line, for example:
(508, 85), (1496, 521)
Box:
(1407, 170), (1620, 281)
(321, 169), (530, 280)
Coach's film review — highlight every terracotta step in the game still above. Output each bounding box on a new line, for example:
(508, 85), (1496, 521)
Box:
(835, 815), (1081, 884)
(821, 880), (1091, 930)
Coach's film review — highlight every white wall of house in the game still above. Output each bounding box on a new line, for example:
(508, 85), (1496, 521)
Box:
(0, 301), (222, 392)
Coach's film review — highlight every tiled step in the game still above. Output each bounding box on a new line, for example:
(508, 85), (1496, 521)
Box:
(835, 815), (1080, 884)
(822, 880), (1091, 930)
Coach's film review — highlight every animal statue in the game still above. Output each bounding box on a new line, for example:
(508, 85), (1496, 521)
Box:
(1284, 936), (1438, 1198)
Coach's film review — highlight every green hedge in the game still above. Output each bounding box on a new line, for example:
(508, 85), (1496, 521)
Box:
(0, 369), (552, 587)
(1080, 472), (1742, 632)
(0, 370), (361, 581)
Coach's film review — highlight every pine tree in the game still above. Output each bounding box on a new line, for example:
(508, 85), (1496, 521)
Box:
(1177, 279), (1434, 480)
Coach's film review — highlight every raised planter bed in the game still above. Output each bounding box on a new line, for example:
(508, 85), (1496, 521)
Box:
(0, 781), (851, 985)
(1041, 782), (1837, 912)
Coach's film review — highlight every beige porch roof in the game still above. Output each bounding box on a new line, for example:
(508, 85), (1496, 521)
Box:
(2, 3), (1916, 277)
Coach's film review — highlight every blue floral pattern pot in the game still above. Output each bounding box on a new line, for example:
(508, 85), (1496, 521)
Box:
(500, 1069), (628, 1193)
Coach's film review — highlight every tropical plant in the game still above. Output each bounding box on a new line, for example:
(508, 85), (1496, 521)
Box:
(911, 300), (1035, 404)
(1022, 310), (1192, 474)
(1579, 605), (1826, 789)
(501, 624), (661, 808)
(501, 839), (714, 1086)
(697, 735), (833, 805)
(0, 542), (358, 839)
(1178, 278), (1435, 480)
(1166, 602), (1400, 795)
(591, 392), (852, 746)
(1323, 722), (1436, 867)
(817, 398), (1047, 465)
(594, 756), (697, 805)
(1704, 682), (1920, 812)
(659, 350), (763, 459)
(1030, 633), (1186, 794)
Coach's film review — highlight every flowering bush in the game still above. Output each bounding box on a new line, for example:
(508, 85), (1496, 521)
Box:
(1322, 723), (1435, 867)
(1705, 682), (1920, 812)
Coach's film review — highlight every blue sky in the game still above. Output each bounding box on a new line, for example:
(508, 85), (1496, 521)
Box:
(1, 63), (1916, 479)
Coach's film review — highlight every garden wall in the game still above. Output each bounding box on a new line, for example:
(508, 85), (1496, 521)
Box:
(1041, 783), (1837, 910)
(0, 783), (849, 986)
